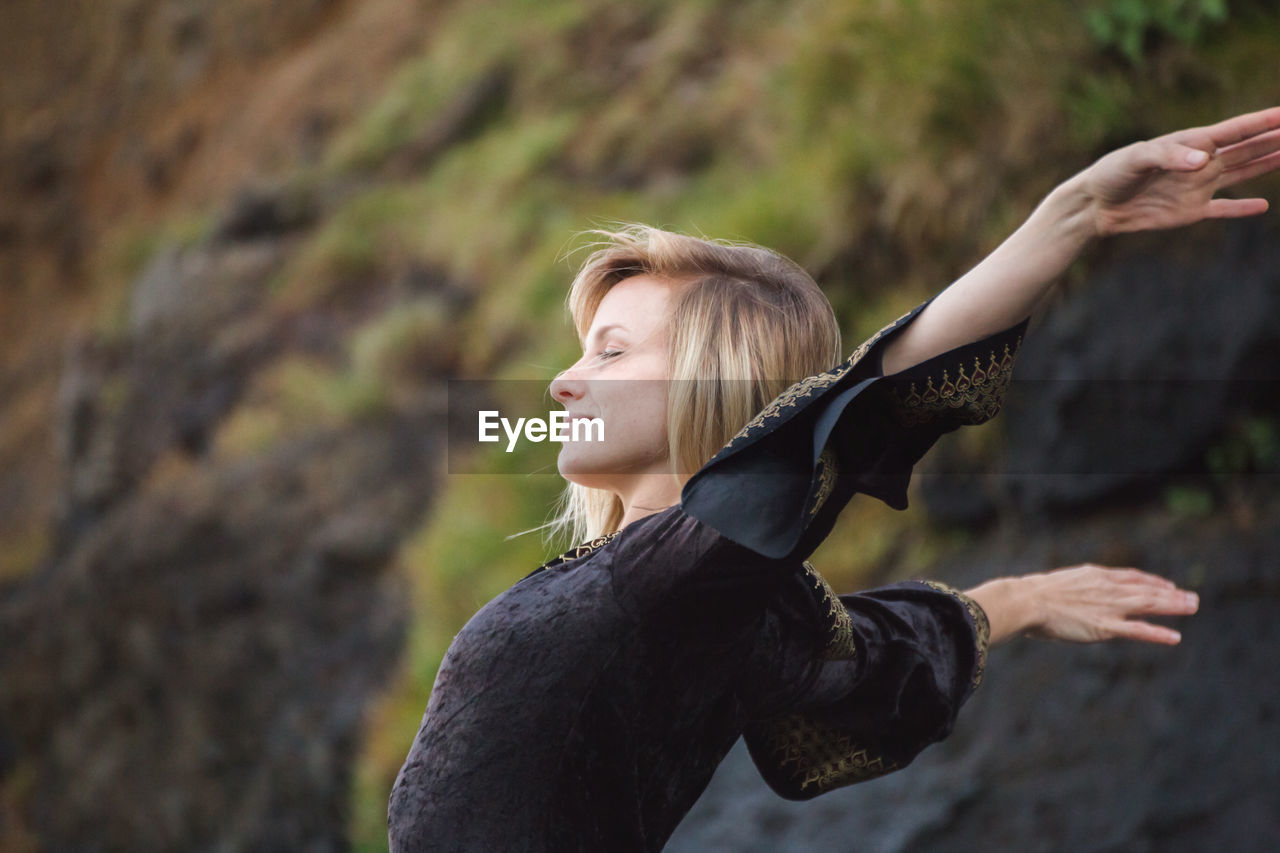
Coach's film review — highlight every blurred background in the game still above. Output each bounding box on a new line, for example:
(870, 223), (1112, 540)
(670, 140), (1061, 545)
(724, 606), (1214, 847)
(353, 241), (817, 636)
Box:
(2, 0), (1279, 850)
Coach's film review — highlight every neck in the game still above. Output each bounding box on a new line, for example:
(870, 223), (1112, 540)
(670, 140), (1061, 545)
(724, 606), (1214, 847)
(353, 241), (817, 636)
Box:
(615, 474), (683, 531)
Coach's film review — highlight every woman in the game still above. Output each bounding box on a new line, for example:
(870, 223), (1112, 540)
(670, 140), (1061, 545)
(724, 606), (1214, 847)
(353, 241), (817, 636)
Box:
(388, 106), (1280, 851)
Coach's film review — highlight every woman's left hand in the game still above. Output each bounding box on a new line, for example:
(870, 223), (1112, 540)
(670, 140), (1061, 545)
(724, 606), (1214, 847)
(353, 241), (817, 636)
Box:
(967, 565), (1200, 646)
(1075, 104), (1280, 237)
(1021, 564), (1199, 645)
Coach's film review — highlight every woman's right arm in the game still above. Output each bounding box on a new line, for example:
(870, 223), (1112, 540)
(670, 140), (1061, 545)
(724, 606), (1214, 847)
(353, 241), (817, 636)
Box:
(965, 565), (1200, 646)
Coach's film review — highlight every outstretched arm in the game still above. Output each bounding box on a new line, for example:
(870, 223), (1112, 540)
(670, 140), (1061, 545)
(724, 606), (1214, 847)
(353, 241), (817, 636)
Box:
(880, 104), (1280, 376)
(965, 565), (1200, 647)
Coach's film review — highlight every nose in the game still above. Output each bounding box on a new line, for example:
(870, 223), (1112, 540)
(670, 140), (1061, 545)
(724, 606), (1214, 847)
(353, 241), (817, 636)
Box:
(549, 364), (586, 405)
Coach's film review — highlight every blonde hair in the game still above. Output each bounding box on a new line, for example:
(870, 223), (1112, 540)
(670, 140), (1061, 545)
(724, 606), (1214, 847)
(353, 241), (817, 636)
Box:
(526, 224), (843, 550)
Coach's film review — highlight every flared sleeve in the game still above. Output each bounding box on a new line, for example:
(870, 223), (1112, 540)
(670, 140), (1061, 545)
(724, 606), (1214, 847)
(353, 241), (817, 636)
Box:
(679, 295), (1030, 563)
(737, 562), (990, 800)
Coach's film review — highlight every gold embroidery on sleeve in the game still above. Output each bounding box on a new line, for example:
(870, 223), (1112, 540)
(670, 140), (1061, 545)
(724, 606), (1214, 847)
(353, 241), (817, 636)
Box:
(807, 448), (839, 520)
(752, 713), (901, 795)
(732, 366), (854, 439)
(800, 560), (856, 661)
(890, 336), (1023, 428)
(718, 305), (920, 453)
(919, 579), (990, 690)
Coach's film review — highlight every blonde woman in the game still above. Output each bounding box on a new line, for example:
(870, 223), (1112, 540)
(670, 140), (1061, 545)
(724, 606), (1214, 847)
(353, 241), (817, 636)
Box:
(389, 106), (1280, 851)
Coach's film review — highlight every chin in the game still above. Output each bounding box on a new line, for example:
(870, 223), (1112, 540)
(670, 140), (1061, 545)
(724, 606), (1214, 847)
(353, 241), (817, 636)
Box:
(557, 450), (615, 490)
(558, 443), (672, 489)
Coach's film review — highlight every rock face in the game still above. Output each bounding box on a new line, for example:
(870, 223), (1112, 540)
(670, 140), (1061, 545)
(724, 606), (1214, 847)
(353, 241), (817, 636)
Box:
(997, 217), (1280, 515)
(0, 190), (465, 849)
(918, 216), (1280, 528)
(1, 428), (428, 851)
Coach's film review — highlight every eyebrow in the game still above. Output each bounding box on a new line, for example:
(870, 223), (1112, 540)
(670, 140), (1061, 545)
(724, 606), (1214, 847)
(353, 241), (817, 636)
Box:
(587, 323), (629, 346)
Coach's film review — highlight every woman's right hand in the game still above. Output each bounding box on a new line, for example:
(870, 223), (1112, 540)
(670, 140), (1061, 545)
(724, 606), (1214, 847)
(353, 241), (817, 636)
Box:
(967, 565), (1199, 646)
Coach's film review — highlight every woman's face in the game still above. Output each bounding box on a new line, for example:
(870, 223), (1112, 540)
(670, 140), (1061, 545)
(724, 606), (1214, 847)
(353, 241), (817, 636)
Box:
(549, 274), (676, 492)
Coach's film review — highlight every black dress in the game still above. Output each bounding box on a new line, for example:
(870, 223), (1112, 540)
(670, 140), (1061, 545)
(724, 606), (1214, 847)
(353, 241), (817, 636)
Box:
(387, 295), (1031, 852)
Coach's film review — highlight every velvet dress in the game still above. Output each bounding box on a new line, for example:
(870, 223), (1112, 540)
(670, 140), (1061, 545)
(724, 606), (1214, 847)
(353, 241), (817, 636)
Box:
(387, 294), (1031, 852)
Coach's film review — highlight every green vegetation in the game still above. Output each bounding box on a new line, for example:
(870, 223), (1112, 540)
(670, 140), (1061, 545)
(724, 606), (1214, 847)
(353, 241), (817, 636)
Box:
(1084, 0), (1229, 65)
(213, 356), (389, 459)
(1207, 415), (1280, 480)
(92, 211), (216, 343)
(1164, 483), (1216, 517)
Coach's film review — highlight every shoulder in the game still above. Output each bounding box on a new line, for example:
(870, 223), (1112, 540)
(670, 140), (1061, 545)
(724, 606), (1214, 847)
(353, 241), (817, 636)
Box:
(602, 504), (794, 604)
(609, 504), (726, 565)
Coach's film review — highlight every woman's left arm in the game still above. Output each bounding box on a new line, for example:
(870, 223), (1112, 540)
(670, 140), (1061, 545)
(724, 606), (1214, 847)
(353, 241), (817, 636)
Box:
(964, 565), (1200, 647)
(880, 104), (1280, 376)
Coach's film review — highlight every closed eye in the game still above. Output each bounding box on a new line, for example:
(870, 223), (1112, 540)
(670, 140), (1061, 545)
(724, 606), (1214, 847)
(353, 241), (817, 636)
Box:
(596, 349), (623, 361)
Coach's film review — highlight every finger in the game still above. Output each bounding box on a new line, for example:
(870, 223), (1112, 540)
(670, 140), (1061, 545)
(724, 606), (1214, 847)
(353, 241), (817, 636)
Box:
(1131, 140), (1211, 171)
(1123, 586), (1200, 616)
(1205, 197), (1270, 219)
(1204, 105), (1280, 148)
(1108, 567), (1177, 587)
(1110, 619), (1183, 645)
(1216, 125), (1280, 168)
(1220, 148), (1280, 188)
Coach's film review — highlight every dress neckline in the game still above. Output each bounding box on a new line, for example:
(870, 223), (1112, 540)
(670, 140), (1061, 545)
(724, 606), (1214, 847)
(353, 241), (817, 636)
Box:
(519, 531), (622, 583)
(517, 504), (682, 584)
